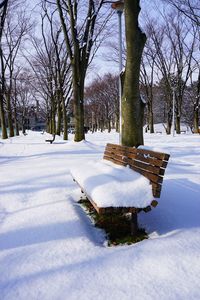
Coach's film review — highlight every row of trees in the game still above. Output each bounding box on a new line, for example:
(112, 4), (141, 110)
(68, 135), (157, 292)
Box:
(88, 1), (200, 135)
(0, 0), (199, 143)
(141, 7), (200, 134)
(0, 0), (34, 138)
(85, 72), (199, 134)
(0, 0), (113, 140)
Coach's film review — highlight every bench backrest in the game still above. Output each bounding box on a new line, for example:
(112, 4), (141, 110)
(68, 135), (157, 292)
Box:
(103, 143), (170, 198)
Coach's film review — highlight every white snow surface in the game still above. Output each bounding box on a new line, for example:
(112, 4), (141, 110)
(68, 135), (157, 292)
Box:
(0, 129), (200, 300)
(71, 159), (153, 208)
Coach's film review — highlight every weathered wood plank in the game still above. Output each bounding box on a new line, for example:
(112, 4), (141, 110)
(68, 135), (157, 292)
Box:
(103, 155), (126, 166)
(129, 165), (163, 184)
(125, 158), (165, 176)
(105, 145), (169, 168)
(106, 143), (170, 161)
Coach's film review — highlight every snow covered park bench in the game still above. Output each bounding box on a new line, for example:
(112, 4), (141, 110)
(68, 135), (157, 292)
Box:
(45, 134), (55, 144)
(71, 143), (170, 235)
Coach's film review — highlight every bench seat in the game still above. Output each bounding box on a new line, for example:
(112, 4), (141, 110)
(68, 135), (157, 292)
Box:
(71, 159), (153, 210)
(71, 143), (170, 214)
(71, 143), (170, 235)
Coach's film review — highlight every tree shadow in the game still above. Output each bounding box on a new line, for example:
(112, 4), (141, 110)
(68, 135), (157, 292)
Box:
(0, 220), (83, 251)
(140, 178), (200, 235)
(0, 171), (75, 194)
(0, 148), (103, 166)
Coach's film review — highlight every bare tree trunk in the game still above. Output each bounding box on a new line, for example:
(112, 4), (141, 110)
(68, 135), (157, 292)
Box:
(0, 93), (8, 139)
(122, 0), (146, 147)
(0, 45), (8, 138)
(14, 108), (19, 136)
(62, 97), (68, 140)
(149, 109), (154, 133)
(166, 114), (172, 134)
(51, 96), (56, 134)
(146, 102), (154, 133)
(115, 113), (119, 132)
(193, 109), (199, 133)
(13, 78), (19, 136)
(56, 100), (61, 135)
(22, 114), (26, 135)
(73, 71), (85, 142)
(108, 120), (111, 133)
(56, 0), (109, 142)
(6, 92), (14, 137)
(193, 70), (200, 133)
(176, 114), (181, 134)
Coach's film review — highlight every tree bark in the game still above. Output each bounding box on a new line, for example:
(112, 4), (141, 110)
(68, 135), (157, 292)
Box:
(0, 45), (8, 138)
(56, 99), (61, 136)
(56, 0), (107, 142)
(122, 0), (146, 147)
(0, 93), (8, 139)
(193, 70), (200, 133)
(72, 68), (85, 142)
(62, 97), (68, 140)
(149, 110), (154, 133)
(193, 109), (199, 133)
(176, 114), (181, 134)
(6, 92), (14, 137)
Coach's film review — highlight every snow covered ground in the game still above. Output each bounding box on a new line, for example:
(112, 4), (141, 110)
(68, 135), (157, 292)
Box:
(0, 130), (200, 300)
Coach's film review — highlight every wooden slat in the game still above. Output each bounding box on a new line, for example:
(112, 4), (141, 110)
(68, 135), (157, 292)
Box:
(105, 144), (169, 168)
(103, 151), (126, 163)
(129, 153), (169, 168)
(103, 155), (126, 166)
(104, 149), (128, 159)
(104, 143), (170, 198)
(129, 165), (163, 184)
(104, 154), (165, 179)
(104, 151), (168, 173)
(106, 143), (170, 161)
(136, 148), (170, 161)
(118, 151), (168, 167)
(125, 157), (165, 176)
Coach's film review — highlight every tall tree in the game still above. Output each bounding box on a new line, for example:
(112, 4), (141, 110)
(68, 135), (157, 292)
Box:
(3, 6), (31, 137)
(56, 0), (111, 142)
(122, 0), (146, 147)
(0, 0), (8, 139)
(85, 73), (118, 132)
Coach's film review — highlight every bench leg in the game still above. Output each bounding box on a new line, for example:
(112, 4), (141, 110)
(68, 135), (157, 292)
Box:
(131, 213), (138, 236)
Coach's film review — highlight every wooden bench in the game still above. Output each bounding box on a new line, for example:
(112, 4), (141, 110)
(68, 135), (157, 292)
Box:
(72, 143), (170, 235)
(45, 134), (55, 144)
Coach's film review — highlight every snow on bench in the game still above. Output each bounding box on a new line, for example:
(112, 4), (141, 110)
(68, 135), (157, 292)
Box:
(71, 159), (153, 210)
(71, 143), (170, 235)
(45, 134), (55, 144)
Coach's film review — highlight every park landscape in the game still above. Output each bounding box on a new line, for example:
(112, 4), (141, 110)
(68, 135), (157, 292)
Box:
(0, 129), (200, 299)
(0, 0), (200, 299)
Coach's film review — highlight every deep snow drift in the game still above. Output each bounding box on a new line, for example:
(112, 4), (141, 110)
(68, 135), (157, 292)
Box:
(0, 130), (200, 300)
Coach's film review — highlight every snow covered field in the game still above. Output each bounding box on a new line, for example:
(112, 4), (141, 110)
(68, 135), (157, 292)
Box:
(0, 130), (200, 300)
